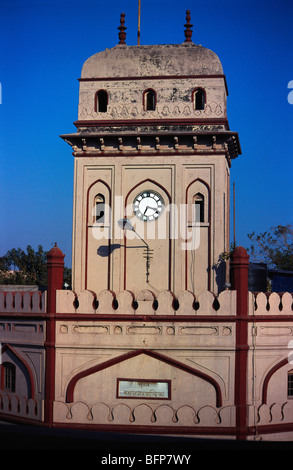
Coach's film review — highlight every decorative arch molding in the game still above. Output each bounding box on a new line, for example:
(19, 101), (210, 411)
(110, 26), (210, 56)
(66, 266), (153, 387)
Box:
(1, 344), (35, 399)
(185, 178), (211, 291)
(65, 349), (223, 407)
(261, 357), (289, 405)
(94, 89), (109, 113)
(143, 88), (157, 111)
(185, 177), (210, 224)
(124, 179), (172, 291)
(125, 178), (172, 208)
(86, 178), (111, 224)
(192, 87), (206, 111)
(85, 179), (112, 290)
(185, 177), (211, 212)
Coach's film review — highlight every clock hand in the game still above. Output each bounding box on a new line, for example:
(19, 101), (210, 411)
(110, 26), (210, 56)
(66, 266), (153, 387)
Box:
(144, 205), (157, 214)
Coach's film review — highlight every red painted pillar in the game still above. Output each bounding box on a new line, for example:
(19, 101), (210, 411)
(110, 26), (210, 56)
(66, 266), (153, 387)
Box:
(47, 243), (65, 314)
(44, 243), (65, 426)
(231, 246), (249, 440)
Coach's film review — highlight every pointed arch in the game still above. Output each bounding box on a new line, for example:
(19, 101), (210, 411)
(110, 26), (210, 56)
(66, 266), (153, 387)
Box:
(85, 179), (111, 290)
(86, 179), (111, 225)
(95, 89), (108, 113)
(65, 349), (223, 407)
(185, 178), (211, 291)
(261, 357), (288, 405)
(186, 177), (210, 223)
(0, 344), (35, 399)
(94, 193), (105, 223)
(125, 178), (171, 207)
(124, 179), (172, 291)
(143, 88), (157, 111)
(192, 87), (206, 110)
(193, 192), (205, 223)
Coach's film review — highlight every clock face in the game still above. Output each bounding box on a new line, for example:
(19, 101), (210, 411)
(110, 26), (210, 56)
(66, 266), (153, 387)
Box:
(133, 191), (164, 221)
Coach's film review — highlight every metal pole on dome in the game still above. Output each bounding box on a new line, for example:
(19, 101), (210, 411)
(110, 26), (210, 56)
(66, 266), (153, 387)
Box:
(138, 0), (141, 45)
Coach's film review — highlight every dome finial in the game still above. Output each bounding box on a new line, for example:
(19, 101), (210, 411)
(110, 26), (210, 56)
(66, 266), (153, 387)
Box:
(118, 12), (127, 45)
(184, 10), (193, 43)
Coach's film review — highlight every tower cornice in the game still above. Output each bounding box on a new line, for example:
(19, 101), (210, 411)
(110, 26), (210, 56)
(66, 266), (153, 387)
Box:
(73, 117), (229, 129)
(60, 127), (241, 165)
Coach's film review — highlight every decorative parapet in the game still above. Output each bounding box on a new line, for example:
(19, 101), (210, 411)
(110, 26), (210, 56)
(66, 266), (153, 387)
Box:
(249, 292), (293, 316)
(0, 393), (42, 421)
(56, 289), (237, 316)
(0, 289), (291, 316)
(54, 400), (235, 428)
(0, 291), (46, 314)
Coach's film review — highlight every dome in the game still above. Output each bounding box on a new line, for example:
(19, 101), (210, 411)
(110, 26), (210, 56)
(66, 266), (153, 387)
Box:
(47, 242), (65, 260)
(81, 43), (223, 79)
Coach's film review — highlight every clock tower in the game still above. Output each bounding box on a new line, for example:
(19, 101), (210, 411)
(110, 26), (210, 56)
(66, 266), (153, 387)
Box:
(61, 11), (241, 297)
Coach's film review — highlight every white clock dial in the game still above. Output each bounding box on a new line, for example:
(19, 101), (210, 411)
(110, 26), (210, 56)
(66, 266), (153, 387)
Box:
(133, 191), (164, 221)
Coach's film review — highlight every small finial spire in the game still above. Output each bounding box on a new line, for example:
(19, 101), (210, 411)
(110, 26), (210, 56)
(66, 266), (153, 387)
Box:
(184, 10), (193, 43)
(118, 12), (127, 45)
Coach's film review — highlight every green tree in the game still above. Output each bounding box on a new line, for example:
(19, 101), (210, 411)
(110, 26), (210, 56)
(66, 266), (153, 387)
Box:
(0, 245), (71, 287)
(63, 266), (72, 288)
(247, 224), (293, 271)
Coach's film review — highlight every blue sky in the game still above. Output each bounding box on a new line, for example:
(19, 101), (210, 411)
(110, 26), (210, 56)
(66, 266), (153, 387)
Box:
(0, 0), (292, 267)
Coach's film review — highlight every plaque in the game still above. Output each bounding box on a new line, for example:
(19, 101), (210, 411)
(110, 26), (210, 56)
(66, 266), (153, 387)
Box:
(117, 379), (170, 399)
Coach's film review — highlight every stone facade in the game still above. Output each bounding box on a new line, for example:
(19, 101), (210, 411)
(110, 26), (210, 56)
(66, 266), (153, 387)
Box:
(1, 14), (292, 442)
(61, 39), (240, 297)
(1, 282), (293, 440)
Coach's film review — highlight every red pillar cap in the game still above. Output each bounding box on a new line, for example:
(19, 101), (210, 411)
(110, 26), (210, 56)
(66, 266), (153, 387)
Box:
(232, 246), (249, 258)
(47, 242), (65, 259)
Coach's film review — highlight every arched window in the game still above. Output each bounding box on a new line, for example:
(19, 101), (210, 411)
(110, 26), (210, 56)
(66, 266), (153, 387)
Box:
(192, 88), (205, 111)
(288, 370), (293, 397)
(95, 90), (108, 113)
(3, 362), (16, 392)
(194, 193), (205, 223)
(94, 194), (105, 223)
(144, 89), (156, 111)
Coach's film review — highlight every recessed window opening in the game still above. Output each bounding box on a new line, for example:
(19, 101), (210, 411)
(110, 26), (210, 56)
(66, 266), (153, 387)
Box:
(193, 88), (205, 111)
(288, 370), (293, 397)
(194, 193), (204, 223)
(144, 89), (156, 111)
(94, 194), (105, 223)
(3, 362), (16, 392)
(96, 90), (108, 113)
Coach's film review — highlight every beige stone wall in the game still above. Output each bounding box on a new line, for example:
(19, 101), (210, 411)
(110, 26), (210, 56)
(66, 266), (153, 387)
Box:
(78, 77), (226, 122)
(54, 288), (237, 429)
(0, 314), (46, 422)
(53, 289), (293, 438)
(247, 292), (293, 438)
(54, 351), (235, 428)
(72, 153), (230, 297)
(71, 42), (230, 298)
(0, 287), (292, 438)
